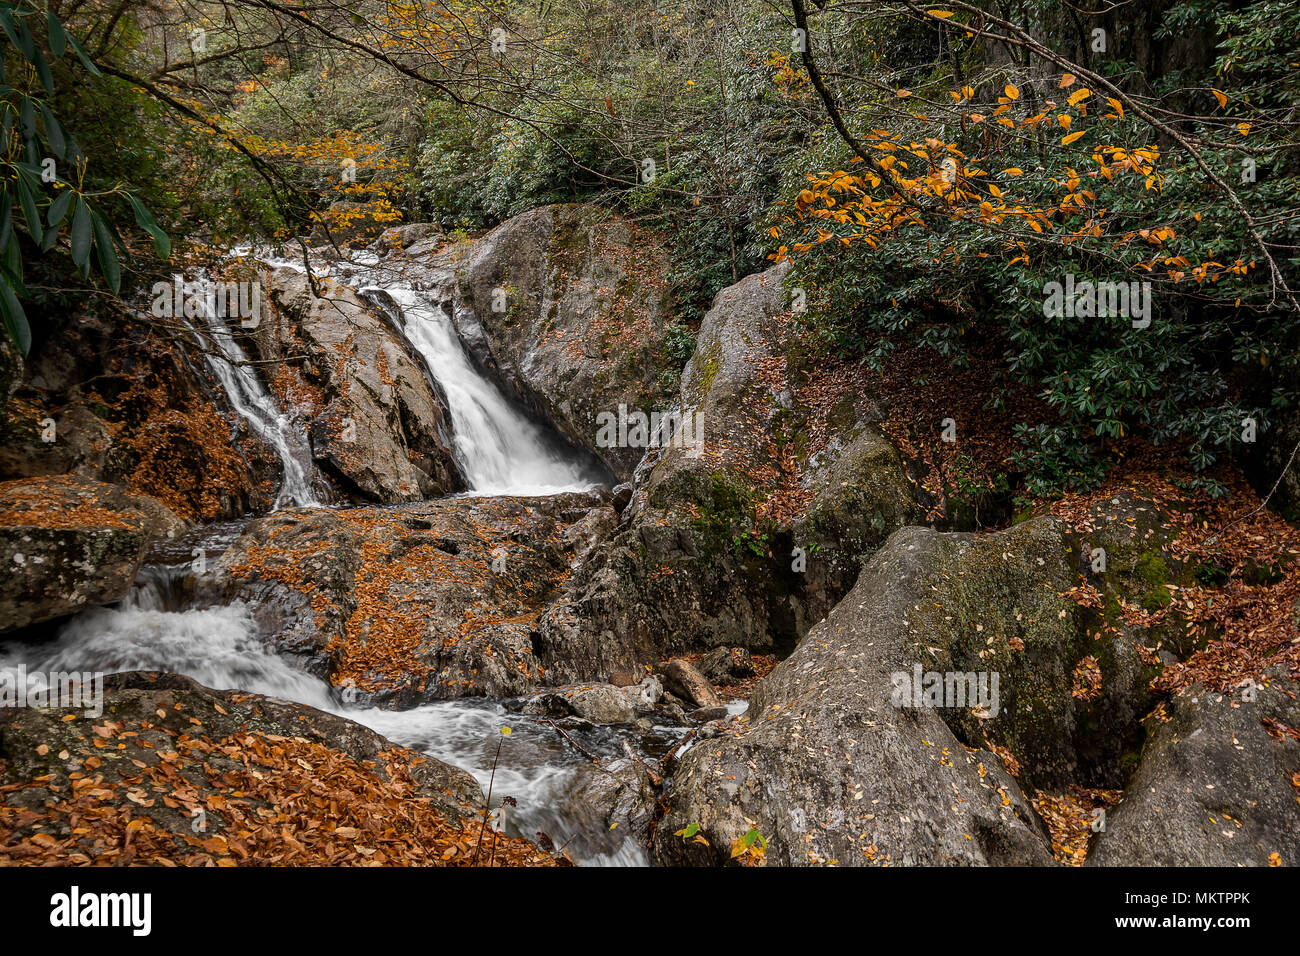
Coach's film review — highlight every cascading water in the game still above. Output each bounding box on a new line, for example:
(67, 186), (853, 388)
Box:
(182, 276), (321, 509)
(2, 250), (653, 864)
(257, 250), (599, 496)
(382, 289), (595, 495)
(0, 527), (650, 865)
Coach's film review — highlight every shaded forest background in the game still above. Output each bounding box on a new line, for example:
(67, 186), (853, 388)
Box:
(2, 0), (1298, 507)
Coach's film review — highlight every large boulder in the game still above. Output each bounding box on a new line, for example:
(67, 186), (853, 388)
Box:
(0, 671), (560, 866)
(652, 507), (1182, 866)
(206, 491), (618, 704)
(260, 268), (462, 502)
(1087, 673), (1300, 867)
(434, 203), (676, 481)
(0, 475), (183, 633)
(654, 522), (1060, 866)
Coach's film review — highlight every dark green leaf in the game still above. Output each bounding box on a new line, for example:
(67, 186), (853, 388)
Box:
(45, 11), (65, 58)
(128, 194), (170, 258)
(46, 188), (72, 228)
(38, 102), (63, 157)
(15, 176), (41, 246)
(92, 212), (120, 293)
(65, 31), (100, 76)
(70, 196), (91, 271)
(0, 277), (31, 355)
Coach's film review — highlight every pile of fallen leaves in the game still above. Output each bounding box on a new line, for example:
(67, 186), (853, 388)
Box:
(1031, 787), (1123, 866)
(1046, 460), (1300, 694)
(0, 474), (146, 531)
(0, 706), (560, 867)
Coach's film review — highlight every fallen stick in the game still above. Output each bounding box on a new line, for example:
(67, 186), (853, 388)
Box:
(541, 718), (601, 762)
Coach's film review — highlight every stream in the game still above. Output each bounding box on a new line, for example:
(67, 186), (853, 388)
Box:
(0, 249), (680, 866)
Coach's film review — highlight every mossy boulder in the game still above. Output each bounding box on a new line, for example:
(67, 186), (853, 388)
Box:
(536, 262), (921, 674)
(0, 475), (183, 633)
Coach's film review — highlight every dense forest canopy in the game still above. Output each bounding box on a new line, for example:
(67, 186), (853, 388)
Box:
(2, 0), (1298, 499)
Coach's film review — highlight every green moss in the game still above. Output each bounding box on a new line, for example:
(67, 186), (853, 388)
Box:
(693, 342), (722, 406)
(1135, 549), (1173, 611)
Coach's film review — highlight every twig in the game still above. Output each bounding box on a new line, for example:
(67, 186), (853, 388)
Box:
(541, 718), (601, 762)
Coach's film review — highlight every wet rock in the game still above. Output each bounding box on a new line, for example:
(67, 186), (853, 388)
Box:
(610, 482), (633, 513)
(620, 675), (663, 710)
(260, 269), (461, 503)
(209, 492), (620, 701)
(564, 756), (658, 857)
(0, 475), (181, 632)
(522, 682), (636, 724)
(1088, 673), (1300, 867)
(657, 659), (722, 711)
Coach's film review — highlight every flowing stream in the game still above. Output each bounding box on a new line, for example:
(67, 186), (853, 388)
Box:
(2, 251), (650, 865)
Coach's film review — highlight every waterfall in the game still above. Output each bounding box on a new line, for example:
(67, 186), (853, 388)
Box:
(183, 276), (321, 509)
(381, 289), (595, 496)
(255, 249), (600, 496)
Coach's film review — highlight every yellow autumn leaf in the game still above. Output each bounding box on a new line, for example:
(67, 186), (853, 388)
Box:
(1237, 123), (1251, 136)
(1059, 114), (1072, 129)
(1212, 89), (1227, 109)
(988, 183), (1003, 197)
(1005, 84), (1019, 100)
(897, 89), (912, 97)
(1067, 88), (1091, 106)
(1061, 130), (1086, 145)
(1106, 97), (1124, 118)
(1002, 167), (1023, 176)
(928, 9), (955, 18)
(1060, 73), (1076, 88)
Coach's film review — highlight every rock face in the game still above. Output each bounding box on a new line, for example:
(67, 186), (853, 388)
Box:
(208, 491), (617, 704)
(1088, 674), (1300, 867)
(532, 262), (921, 679)
(0, 475), (183, 633)
(0, 671), (559, 866)
(260, 269), (462, 503)
(433, 203), (676, 481)
(565, 756), (659, 854)
(0, 301), (280, 521)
